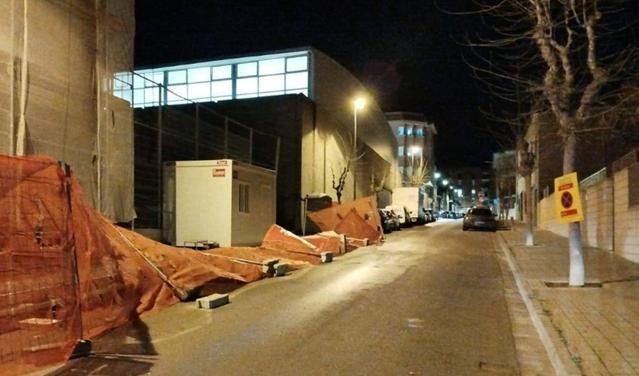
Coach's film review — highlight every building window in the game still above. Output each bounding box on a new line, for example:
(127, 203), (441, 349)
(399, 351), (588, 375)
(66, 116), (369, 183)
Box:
(167, 70), (187, 84)
(212, 80), (233, 100)
(397, 126), (405, 136)
(406, 127), (413, 136)
(212, 65), (232, 80)
(287, 56), (308, 71)
(285, 71), (307, 90)
(259, 58), (285, 75)
(398, 146), (405, 156)
(416, 127), (424, 137)
(123, 52), (310, 107)
(237, 77), (258, 97)
(259, 74), (285, 95)
(188, 67), (211, 83)
(239, 183), (250, 213)
(237, 62), (257, 77)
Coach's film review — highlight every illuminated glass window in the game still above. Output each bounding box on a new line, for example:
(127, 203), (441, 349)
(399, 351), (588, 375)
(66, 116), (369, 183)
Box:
(144, 72), (163, 86)
(167, 70), (187, 84)
(398, 146), (405, 156)
(127, 51), (311, 107)
(132, 88), (144, 106)
(133, 74), (146, 89)
(237, 77), (258, 95)
(114, 72), (131, 89)
(188, 67), (211, 83)
(287, 56), (308, 72)
(212, 80), (232, 98)
(189, 82), (211, 99)
(416, 127), (424, 137)
(406, 127), (413, 136)
(117, 89), (132, 103)
(259, 75), (285, 93)
(286, 72), (307, 90)
(167, 84), (188, 103)
(238, 62), (257, 77)
(212, 65), (232, 80)
(144, 87), (160, 104)
(259, 58), (285, 75)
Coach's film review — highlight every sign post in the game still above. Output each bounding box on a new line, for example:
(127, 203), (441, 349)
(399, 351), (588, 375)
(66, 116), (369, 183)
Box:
(554, 172), (585, 286)
(554, 172), (583, 223)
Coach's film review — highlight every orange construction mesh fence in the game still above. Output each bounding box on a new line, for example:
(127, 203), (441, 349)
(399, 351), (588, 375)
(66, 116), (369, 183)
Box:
(0, 156), (81, 375)
(0, 155), (262, 375)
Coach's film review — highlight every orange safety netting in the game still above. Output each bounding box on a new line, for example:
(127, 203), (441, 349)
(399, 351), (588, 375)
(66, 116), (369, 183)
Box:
(207, 247), (314, 270)
(0, 155), (262, 376)
(303, 231), (345, 255)
(334, 209), (382, 244)
(307, 196), (383, 245)
(261, 224), (326, 263)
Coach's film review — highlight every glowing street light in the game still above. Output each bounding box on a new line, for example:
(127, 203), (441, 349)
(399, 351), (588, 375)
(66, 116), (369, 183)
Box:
(352, 97), (366, 199)
(432, 171), (441, 210)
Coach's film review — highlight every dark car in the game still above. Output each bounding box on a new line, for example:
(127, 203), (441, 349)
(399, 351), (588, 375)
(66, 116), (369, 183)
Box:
(423, 209), (436, 223)
(462, 207), (497, 231)
(378, 209), (394, 233)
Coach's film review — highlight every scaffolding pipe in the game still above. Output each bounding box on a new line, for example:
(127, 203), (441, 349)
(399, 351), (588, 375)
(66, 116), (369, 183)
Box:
(16, 0), (29, 156)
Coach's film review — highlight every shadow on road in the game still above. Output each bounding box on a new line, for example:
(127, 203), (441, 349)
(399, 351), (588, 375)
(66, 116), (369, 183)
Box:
(48, 312), (157, 375)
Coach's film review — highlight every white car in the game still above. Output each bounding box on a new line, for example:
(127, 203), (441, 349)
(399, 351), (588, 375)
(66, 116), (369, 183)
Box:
(385, 205), (409, 227)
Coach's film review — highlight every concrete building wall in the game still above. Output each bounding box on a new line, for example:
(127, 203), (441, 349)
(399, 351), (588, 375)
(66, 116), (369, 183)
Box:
(583, 179), (614, 251)
(614, 168), (639, 262)
(537, 164), (639, 261)
(0, 0), (135, 222)
(312, 50), (396, 160)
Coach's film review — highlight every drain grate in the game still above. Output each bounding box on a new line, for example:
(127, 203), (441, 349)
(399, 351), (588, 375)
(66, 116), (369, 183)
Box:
(544, 281), (603, 288)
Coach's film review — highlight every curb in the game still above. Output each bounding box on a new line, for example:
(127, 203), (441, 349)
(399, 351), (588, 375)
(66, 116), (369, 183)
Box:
(496, 233), (573, 376)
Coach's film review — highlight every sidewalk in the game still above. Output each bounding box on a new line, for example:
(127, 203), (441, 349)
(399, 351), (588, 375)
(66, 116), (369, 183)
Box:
(499, 225), (639, 375)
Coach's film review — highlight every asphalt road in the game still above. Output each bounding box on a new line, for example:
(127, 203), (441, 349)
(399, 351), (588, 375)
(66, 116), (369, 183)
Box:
(50, 220), (519, 375)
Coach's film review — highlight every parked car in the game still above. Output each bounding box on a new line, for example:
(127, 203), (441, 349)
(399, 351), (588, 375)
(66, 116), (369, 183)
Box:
(423, 209), (436, 223)
(385, 205), (409, 227)
(377, 209), (394, 233)
(462, 206), (497, 231)
(383, 208), (401, 231)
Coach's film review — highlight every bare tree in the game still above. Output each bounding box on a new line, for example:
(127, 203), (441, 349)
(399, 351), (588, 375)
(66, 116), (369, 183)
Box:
(402, 157), (431, 187)
(331, 163), (350, 204)
(454, 0), (639, 286)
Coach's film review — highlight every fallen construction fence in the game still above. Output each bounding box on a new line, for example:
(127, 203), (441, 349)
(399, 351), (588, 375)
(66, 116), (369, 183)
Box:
(0, 154), (381, 375)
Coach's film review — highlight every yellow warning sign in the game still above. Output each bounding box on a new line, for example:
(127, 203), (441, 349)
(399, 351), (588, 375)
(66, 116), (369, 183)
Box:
(554, 172), (584, 223)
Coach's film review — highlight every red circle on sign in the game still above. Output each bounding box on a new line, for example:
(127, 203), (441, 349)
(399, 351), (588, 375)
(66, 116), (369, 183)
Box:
(561, 192), (573, 209)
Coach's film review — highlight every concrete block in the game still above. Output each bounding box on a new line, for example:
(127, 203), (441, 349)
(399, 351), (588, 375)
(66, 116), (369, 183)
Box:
(321, 252), (333, 263)
(273, 263), (288, 276)
(196, 293), (229, 309)
(261, 258), (280, 276)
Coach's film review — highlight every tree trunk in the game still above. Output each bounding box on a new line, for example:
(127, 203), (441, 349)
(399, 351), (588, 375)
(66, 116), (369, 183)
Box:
(525, 173), (534, 246)
(563, 133), (585, 286)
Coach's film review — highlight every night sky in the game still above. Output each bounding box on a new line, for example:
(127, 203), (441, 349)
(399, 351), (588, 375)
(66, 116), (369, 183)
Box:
(134, 1), (505, 168)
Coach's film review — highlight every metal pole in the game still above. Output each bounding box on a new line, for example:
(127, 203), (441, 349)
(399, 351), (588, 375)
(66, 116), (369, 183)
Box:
(353, 106), (357, 200)
(195, 104), (200, 159)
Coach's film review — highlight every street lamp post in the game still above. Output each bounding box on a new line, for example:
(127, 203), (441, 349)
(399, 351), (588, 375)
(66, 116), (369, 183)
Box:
(442, 178), (448, 212)
(353, 97), (365, 200)
(433, 172), (441, 210)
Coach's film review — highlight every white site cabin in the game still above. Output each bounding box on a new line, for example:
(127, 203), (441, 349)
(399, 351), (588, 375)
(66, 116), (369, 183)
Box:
(163, 159), (276, 247)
